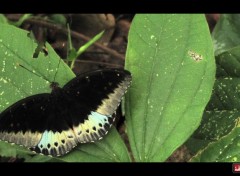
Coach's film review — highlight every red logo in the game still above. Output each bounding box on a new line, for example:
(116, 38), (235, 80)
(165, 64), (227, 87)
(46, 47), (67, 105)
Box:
(233, 163), (240, 173)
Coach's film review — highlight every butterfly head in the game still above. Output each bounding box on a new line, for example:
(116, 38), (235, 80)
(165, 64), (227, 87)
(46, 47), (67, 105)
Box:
(50, 82), (60, 90)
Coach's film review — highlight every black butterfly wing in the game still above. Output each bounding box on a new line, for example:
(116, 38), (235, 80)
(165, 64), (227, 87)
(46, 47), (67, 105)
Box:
(0, 94), (49, 146)
(0, 69), (131, 157)
(0, 94), (78, 156)
(62, 69), (132, 144)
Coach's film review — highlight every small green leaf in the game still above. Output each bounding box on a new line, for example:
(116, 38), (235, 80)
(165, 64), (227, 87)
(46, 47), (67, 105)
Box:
(10, 14), (33, 27)
(67, 48), (77, 62)
(212, 14), (240, 56)
(0, 14), (8, 24)
(216, 46), (240, 78)
(49, 14), (67, 26)
(69, 30), (105, 69)
(191, 127), (240, 162)
(76, 30), (105, 57)
(125, 14), (215, 162)
(66, 23), (76, 61)
(0, 142), (17, 157)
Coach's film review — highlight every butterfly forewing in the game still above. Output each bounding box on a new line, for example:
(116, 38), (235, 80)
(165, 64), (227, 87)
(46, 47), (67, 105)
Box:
(63, 69), (131, 115)
(62, 69), (131, 143)
(0, 69), (131, 157)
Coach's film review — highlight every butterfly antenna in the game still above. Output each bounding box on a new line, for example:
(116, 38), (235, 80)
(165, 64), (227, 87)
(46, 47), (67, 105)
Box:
(53, 58), (61, 83)
(18, 64), (50, 82)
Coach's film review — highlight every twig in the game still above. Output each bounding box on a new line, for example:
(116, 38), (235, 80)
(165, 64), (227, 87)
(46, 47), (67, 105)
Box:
(7, 16), (125, 61)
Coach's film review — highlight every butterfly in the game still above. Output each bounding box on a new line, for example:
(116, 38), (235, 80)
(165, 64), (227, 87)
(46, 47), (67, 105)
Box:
(0, 68), (131, 157)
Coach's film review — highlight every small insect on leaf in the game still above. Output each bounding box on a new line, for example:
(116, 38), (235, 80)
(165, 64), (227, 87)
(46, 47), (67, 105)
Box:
(188, 50), (203, 62)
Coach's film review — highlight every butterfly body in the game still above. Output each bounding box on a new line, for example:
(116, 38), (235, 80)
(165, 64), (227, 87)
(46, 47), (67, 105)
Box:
(0, 69), (131, 156)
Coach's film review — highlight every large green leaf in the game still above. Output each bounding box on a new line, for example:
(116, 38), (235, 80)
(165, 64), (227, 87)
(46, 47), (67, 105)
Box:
(0, 24), (130, 162)
(191, 126), (240, 162)
(185, 137), (211, 155)
(189, 46), (240, 158)
(125, 14), (215, 162)
(193, 109), (240, 140)
(212, 14), (240, 56)
(0, 24), (75, 113)
(188, 17), (240, 157)
(192, 47), (240, 139)
(60, 127), (130, 162)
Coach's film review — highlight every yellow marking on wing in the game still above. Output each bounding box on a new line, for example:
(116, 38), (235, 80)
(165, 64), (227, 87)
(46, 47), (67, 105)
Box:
(0, 131), (41, 147)
(96, 79), (131, 115)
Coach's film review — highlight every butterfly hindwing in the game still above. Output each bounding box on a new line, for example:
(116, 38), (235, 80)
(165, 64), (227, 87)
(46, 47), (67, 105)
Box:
(0, 93), (78, 156)
(72, 111), (113, 143)
(0, 69), (131, 156)
(0, 94), (50, 147)
(30, 130), (78, 156)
